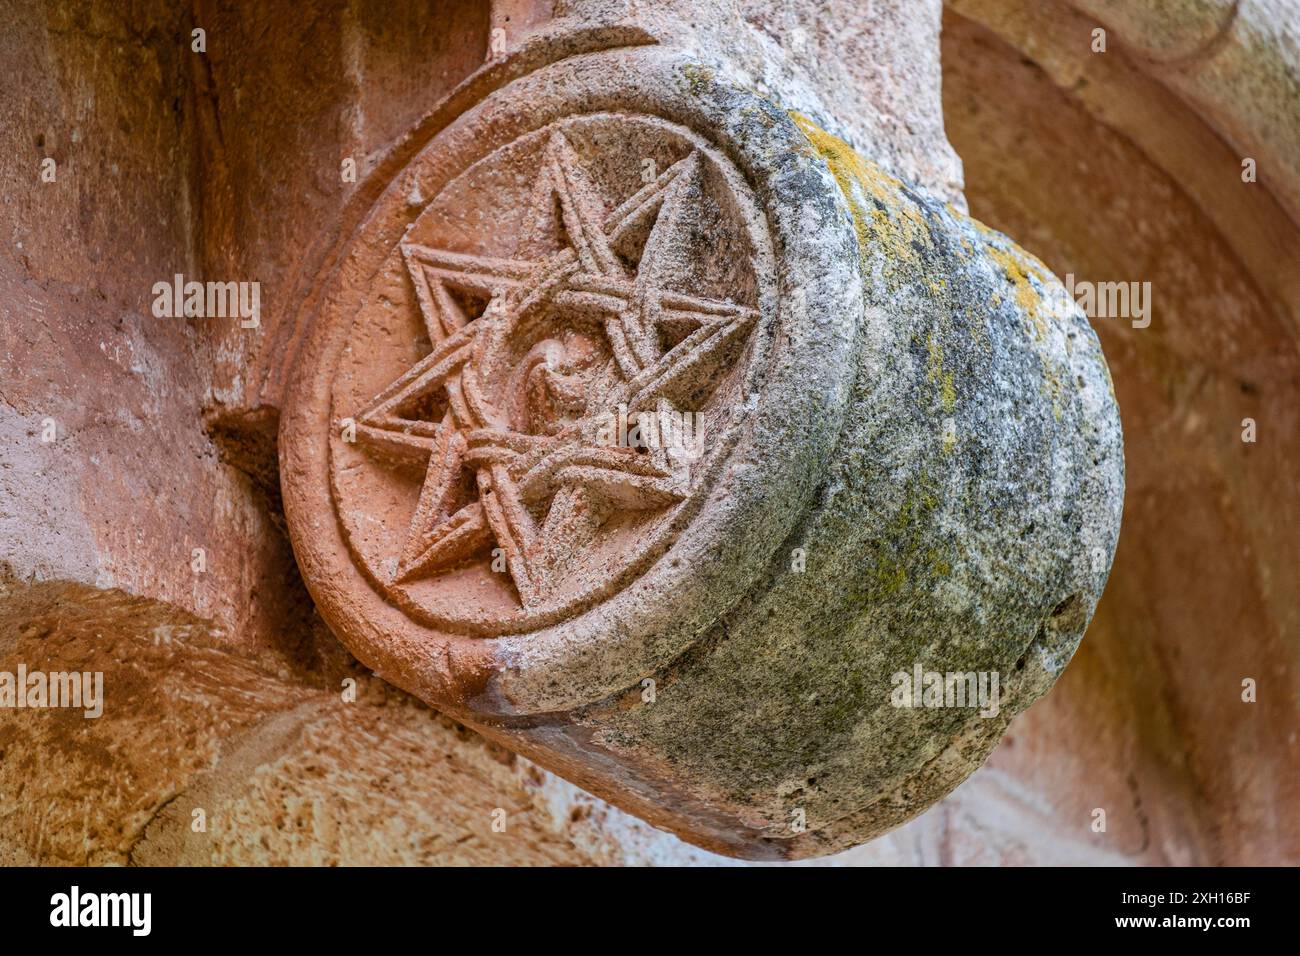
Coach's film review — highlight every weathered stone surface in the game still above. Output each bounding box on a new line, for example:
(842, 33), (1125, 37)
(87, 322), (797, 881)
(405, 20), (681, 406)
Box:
(937, 0), (1300, 865)
(0, 570), (721, 866)
(4, 0), (1296, 866)
(953, 0), (1300, 224)
(0, 0), (713, 868)
(280, 36), (1122, 857)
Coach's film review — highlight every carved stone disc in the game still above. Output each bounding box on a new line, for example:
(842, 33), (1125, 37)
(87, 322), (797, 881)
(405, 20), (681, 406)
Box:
(281, 50), (863, 716)
(331, 114), (766, 635)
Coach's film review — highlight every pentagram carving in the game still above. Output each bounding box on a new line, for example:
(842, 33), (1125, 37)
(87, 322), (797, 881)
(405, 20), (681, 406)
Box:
(328, 114), (767, 633)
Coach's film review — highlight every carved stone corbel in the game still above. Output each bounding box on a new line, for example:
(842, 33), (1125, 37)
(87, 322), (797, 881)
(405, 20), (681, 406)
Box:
(280, 3), (1124, 858)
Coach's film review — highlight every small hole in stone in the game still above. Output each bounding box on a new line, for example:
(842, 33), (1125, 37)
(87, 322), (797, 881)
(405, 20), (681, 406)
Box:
(1015, 655), (1027, 671)
(1050, 594), (1081, 619)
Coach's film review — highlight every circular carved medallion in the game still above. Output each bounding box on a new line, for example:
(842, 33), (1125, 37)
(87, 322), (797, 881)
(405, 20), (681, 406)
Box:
(283, 51), (861, 713)
(329, 113), (768, 634)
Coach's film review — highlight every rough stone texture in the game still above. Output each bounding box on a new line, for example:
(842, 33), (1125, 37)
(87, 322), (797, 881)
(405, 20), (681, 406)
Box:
(1073, 0), (1236, 61)
(2, 0), (1296, 865)
(933, 0), (1300, 865)
(0, 569), (722, 866)
(712, 0), (968, 207)
(0, 0), (287, 647)
(1062, 1), (1300, 224)
(279, 32), (1122, 856)
(0, 0), (695, 867)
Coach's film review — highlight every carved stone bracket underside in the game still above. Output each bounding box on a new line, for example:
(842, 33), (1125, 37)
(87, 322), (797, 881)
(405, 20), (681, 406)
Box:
(282, 45), (1124, 859)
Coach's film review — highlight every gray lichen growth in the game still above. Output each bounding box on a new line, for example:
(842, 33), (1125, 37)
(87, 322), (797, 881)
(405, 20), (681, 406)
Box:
(591, 114), (1124, 856)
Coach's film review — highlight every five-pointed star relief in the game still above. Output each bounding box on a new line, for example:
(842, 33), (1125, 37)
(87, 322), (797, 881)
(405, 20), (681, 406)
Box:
(351, 131), (758, 610)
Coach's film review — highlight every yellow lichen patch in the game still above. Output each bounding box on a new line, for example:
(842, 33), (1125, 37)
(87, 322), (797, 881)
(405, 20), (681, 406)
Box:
(792, 112), (971, 425)
(873, 472), (945, 593)
(876, 561), (908, 595)
(983, 240), (1050, 343)
(973, 220), (1065, 350)
(681, 63), (715, 98)
(926, 548), (952, 577)
(788, 111), (933, 275)
(971, 223), (1080, 421)
(926, 332), (957, 413)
